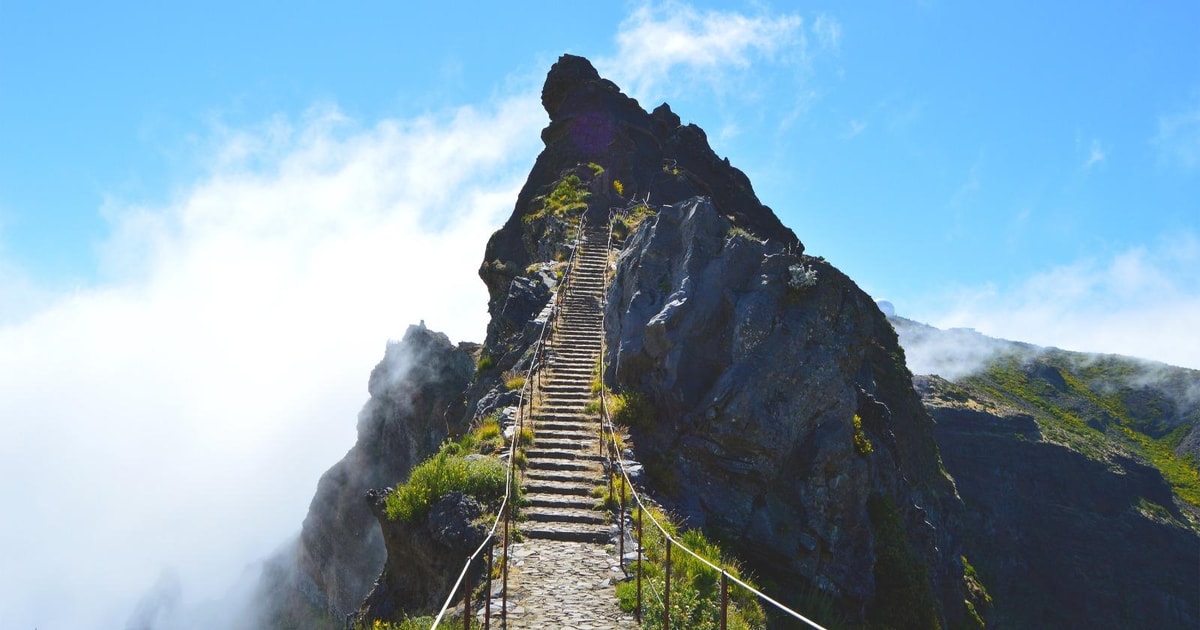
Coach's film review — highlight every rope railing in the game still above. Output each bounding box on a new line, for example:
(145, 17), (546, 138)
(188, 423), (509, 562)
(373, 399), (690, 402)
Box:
(594, 213), (829, 630)
(426, 215), (590, 630)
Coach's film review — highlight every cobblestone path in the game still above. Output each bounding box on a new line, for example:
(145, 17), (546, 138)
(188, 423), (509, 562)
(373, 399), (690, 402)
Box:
(501, 540), (637, 629)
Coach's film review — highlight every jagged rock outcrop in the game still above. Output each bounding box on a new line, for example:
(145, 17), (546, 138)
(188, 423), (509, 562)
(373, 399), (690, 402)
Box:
(256, 324), (475, 627)
(357, 490), (488, 620)
(481, 54), (800, 356)
(604, 197), (977, 627)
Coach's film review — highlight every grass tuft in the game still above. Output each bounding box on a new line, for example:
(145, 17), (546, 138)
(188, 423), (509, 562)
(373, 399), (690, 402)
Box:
(385, 450), (506, 522)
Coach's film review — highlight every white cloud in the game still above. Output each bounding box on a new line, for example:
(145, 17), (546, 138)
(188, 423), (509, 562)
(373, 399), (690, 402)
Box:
(913, 233), (1200, 371)
(601, 1), (806, 103)
(812, 14), (843, 53)
(0, 94), (544, 628)
(1084, 138), (1105, 169)
(1154, 93), (1200, 170)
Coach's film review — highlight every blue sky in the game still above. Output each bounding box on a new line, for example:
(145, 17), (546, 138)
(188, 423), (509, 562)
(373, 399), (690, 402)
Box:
(0, 1), (1197, 627)
(2, 1), (1198, 361)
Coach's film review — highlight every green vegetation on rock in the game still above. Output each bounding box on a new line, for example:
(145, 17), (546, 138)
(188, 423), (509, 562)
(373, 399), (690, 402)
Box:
(616, 506), (766, 630)
(967, 354), (1200, 508)
(867, 495), (940, 630)
(612, 203), (656, 241)
(526, 174), (589, 222)
(476, 354), (494, 371)
(852, 414), (874, 456)
(608, 390), (654, 430)
(385, 446), (506, 522)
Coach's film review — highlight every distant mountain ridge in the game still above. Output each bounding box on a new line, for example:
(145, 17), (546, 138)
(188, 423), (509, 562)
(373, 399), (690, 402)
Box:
(892, 316), (1199, 628)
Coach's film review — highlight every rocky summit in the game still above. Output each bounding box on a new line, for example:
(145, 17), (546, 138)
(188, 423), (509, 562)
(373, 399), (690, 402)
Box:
(253, 54), (1199, 630)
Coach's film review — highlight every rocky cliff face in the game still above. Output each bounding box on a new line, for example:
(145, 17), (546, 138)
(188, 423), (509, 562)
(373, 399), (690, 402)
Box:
(894, 319), (1200, 629)
(604, 197), (975, 627)
(255, 325), (475, 627)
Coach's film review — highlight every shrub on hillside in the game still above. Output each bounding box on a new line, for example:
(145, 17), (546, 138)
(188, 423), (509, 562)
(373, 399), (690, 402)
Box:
(385, 450), (506, 522)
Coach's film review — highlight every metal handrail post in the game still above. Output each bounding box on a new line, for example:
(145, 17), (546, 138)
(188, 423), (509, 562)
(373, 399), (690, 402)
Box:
(636, 507), (643, 622)
(502, 505), (509, 627)
(618, 479), (625, 567)
(664, 541), (672, 630)
(720, 571), (729, 630)
(484, 546), (493, 630)
(463, 558), (471, 630)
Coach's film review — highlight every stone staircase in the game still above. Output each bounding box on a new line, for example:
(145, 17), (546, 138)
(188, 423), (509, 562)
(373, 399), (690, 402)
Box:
(521, 223), (612, 545)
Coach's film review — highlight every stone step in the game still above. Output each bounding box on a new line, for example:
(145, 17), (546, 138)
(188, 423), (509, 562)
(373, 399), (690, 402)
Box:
(547, 363), (595, 373)
(547, 345), (597, 355)
(539, 393), (591, 403)
(522, 479), (595, 496)
(539, 382), (593, 391)
(551, 334), (601, 341)
(535, 420), (598, 432)
(548, 354), (597, 363)
(524, 467), (599, 483)
(532, 438), (592, 451)
(523, 507), (608, 526)
(539, 380), (591, 388)
(526, 448), (602, 462)
(546, 372), (596, 381)
(535, 396), (590, 405)
(537, 405), (591, 415)
(538, 385), (592, 395)
(539, 403), (590, 413)
(540, 379), (593, 389)
(557, 324), (602, 330)
(533, 430), (596, 442)
(521, 523), (611, 545)
(547, 361), (597, 369)
(526, 458), (594, 473)
(538, 397), (592, 406)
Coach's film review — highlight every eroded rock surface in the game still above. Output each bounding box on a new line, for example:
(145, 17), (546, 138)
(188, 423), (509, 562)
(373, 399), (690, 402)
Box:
(357, 490), (489, 621)
(256, 325), (475, 626)
(605, 197), (976, 627)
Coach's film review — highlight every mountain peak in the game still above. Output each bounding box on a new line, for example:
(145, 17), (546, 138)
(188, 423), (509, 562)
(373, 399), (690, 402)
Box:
(483, 54), (800, 300)
(541, 54), (610, 119)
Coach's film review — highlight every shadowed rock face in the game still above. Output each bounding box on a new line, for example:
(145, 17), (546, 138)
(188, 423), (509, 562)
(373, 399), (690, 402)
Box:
(927, 390), (1199, 629)
(605, 197), (976, 627)
(902, 325), (1200, 630)
(256, 325), (475, 627)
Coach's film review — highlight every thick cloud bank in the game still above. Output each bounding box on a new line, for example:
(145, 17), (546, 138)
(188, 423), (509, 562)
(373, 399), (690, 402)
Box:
(0, 98), (542, 629)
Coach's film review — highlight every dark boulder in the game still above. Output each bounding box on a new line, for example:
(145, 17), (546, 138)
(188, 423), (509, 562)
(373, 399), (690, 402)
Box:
(357, 490), (488, 621)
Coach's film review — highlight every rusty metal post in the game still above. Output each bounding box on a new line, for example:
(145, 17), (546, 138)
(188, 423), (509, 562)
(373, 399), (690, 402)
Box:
(485, 545), (493, 630)
(463, 557), (472, 630)
(502, 505), (509, 626)
(618, 480), (625, 564)
(636, 507), (643, 622)
(664, 540), (672, 630)
(720, 571), (728, 630)
(607, 464), (615, 508)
